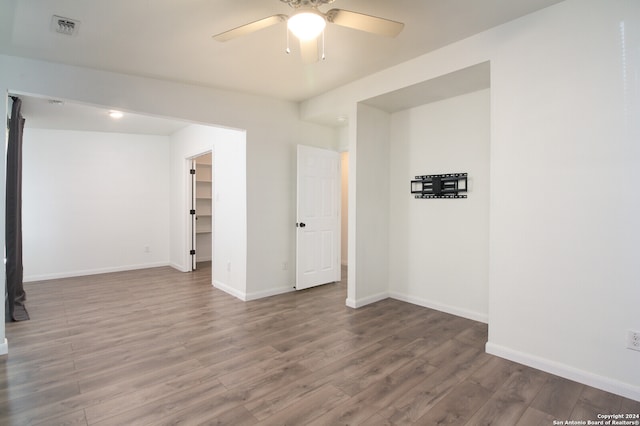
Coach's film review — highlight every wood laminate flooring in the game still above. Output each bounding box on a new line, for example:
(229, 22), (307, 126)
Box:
(1, 264), (638, 425)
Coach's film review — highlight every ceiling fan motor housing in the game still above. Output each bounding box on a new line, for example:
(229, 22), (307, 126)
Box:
(280, 0), (335, 9)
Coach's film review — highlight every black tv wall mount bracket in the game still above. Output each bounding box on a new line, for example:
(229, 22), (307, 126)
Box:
(411, 173), (468, 199)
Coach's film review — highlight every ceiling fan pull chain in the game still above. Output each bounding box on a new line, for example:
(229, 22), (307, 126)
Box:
(321, 29), (326, 60)
(285, 28), (291, 54)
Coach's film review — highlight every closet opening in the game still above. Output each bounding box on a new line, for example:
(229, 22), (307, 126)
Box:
(190, 152), (213, 274)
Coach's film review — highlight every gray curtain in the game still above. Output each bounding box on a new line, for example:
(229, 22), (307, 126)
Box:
(5, 96), (29, 321)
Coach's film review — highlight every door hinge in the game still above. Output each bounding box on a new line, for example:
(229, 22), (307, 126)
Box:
(190, 209), (196, 215)
(190, 169), (196, 175)
(190, 249), (196, 255)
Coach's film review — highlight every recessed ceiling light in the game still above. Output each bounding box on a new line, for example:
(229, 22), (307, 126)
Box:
(48, 99), (64, 106)
(109, 110), (123, 119)
(337, 115), (348, 123)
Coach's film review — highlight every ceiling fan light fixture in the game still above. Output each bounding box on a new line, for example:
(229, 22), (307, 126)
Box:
(287, 10), (326, 41)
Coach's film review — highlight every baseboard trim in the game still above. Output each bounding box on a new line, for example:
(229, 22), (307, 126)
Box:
(345, 291), (389, 309)
(24, 262), (171, 282)
(0, 338), (8, 355)
(245, 286), (295, 301)
(213, 280), (246, 301)
(169, 262), (190, 273)
(389, 291), (488, 324)
(486, 342), (640, 402)
(212, 281), (294, 302)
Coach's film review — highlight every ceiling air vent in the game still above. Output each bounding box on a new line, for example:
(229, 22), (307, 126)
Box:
(51, 15), (79, 36)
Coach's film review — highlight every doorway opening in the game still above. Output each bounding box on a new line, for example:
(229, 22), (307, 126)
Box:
(190, 152), (213, 274)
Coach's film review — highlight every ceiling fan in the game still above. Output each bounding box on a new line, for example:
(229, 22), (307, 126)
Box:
(212, 0), (404, 63)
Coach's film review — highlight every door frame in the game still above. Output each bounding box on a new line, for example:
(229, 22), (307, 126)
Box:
(185, 150), (213, 272)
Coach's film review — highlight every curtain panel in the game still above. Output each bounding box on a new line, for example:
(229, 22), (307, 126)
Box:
(5, 96), (29, 322)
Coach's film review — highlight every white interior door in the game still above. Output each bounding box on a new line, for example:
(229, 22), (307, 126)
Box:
(296, 145), (341, 290)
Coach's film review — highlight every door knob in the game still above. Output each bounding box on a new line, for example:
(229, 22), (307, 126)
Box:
(298, 222), (306, 228)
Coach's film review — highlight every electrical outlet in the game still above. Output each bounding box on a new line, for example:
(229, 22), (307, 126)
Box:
(144, 246), (150, 253)
(282, 261), (288, 271)
(627, 330), (640, 351)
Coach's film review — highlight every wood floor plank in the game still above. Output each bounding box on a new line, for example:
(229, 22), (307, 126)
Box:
(354, 358), (438, 411)
(215, 353), (291, 389)
(0, 264), (634, 425)
(255, 384), (350, 426)
(359, 413), (393, 426)
(307, 358), (439, 426)
(155, 391), (259, 426)
(83, 365), (221, 424)
(296, 332), (374, 372)
(464, 366), (549, 426)
(242, 341), (388, 420)
(621, 397), (640, 415)
(90, 378), (227, 425)
(32, 409), (88, 426)
(453, 321), (489, 347)
(467, 354), (520, 392)
(180, 404), (259, 426)
(1, 340), (74, 369)
(205, 345), (282, 378)
(0, 359), (77, 401)
(270, 329), (358, 365)
(77, 346), (198, 393)
(530, 375), (585, 419)
(415, 380), (492, 425)
(0, 381), (82, 425)
(382, 345), (486, 423)
(571, 385), (623, 420)
(331, 338), (421, 396)
(515, 406), (557, 426)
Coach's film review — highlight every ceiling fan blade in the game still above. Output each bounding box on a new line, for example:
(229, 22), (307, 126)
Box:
(299, 38), (320, 64)
(213, 14), (287, 42)
(325, 9), (404, 37)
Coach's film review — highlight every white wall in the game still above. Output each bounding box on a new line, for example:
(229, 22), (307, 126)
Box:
(388, 89), (490, 323)
(487, 0), (640, 399)
(0, 55), (337, 293)
(169, 124), (247, 299)
(347, 104), (391, 307)
(303, 0), (640, 401)
(22, 129), (170, 280)
(245, 122), (337, 298)
(20, 122), (248, 299)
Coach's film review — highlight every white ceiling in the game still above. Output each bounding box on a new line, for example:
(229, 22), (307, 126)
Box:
(362, 62), (491, 114)
(15, 95), (190, 136)
(1, 0), (565, 133)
